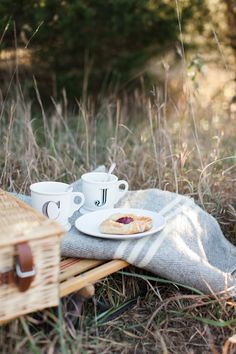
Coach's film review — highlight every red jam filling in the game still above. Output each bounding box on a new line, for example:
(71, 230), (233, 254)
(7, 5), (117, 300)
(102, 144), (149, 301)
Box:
(116, 216), (134, 224)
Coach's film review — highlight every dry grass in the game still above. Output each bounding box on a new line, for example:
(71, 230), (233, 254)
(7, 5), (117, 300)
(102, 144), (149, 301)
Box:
(0, 66), (236, 353)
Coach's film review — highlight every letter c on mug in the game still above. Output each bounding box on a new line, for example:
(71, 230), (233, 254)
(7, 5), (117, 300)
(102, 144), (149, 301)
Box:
(42, 201), (60, 220)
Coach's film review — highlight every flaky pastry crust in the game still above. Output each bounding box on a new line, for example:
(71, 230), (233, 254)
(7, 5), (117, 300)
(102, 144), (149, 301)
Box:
(99, 213), (152, 235)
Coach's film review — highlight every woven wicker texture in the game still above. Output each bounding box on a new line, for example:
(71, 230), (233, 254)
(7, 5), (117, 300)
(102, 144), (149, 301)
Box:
(0, 189), (63, 247)
(0, 188), (64, 323)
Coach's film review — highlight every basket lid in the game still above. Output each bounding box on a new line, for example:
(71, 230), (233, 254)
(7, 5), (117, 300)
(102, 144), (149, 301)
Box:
(0, 188), (64, 247)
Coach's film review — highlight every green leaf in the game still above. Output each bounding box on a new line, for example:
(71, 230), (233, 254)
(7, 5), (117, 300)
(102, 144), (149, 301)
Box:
(169, 310), (236, 328)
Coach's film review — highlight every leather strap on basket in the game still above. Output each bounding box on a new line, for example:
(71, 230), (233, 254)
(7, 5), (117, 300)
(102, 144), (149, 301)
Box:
(0, 242), (35, 292)
(0, 270), (15, 286)
(15, 242), (36, 292)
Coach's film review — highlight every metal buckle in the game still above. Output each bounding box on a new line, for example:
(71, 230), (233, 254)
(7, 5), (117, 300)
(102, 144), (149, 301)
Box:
(15, 263), (36, 278)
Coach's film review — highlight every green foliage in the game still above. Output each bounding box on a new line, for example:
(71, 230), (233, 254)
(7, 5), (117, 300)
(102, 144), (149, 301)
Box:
(0, 0), (208, 96)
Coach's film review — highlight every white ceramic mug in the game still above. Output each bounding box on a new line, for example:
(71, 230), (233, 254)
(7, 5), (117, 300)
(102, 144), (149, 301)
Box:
(80, 172), (129, 213)
(30, 181), (85, 231)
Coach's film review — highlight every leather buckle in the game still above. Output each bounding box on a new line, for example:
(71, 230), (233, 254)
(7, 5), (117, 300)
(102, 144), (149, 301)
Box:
(0, 243), (36, 291)
(15, 263), (36, 279)
(15, 242), (36, 292)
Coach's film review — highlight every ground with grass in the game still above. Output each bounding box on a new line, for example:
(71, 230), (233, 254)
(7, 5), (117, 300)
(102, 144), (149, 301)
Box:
(0, 61), (236, 353)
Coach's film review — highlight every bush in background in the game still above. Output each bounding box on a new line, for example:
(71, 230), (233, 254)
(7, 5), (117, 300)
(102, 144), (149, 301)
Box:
(0, 0), (208, 97)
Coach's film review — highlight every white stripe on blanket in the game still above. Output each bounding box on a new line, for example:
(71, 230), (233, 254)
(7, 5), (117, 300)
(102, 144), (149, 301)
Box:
(113, 195), (187, 261)
(137, 198), (195, 268)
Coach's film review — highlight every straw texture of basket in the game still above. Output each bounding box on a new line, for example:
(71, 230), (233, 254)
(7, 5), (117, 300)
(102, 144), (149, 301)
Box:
(0, 188), (64, 324)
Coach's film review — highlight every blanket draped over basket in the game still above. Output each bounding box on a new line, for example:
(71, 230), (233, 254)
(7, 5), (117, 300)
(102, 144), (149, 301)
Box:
(17, 168), (236, 295)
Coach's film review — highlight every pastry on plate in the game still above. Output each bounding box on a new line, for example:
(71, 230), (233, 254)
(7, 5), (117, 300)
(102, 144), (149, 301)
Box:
(99, 213), (152, 235)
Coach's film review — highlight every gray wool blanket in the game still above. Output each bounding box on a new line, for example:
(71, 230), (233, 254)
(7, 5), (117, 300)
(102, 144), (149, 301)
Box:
(16, 170), (236, 295)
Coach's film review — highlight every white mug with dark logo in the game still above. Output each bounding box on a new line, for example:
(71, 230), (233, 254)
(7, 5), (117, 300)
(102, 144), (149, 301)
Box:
(30, 181), (85, 231)
(80, 172), (129, 214)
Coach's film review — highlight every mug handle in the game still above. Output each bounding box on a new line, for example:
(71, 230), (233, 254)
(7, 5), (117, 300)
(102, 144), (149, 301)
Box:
(115, 180), (129, 203)
(69, 192), (85, 217)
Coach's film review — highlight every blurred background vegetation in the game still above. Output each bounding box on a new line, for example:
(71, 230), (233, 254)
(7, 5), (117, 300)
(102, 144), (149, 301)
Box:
(1, 3), (236, 352)
(0, 0), (235, 193)
(0, 0), (224, 100)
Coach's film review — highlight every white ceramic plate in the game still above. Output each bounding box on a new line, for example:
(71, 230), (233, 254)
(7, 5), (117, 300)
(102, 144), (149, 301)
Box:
(75, 208), (166, 240)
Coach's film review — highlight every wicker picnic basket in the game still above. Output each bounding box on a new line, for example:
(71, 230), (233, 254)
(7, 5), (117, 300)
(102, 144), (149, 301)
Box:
(0, 188), (64, 324)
